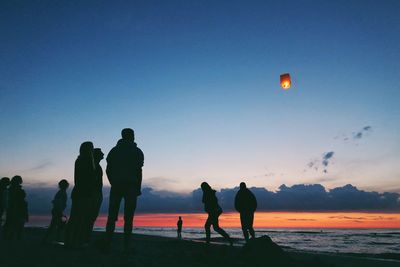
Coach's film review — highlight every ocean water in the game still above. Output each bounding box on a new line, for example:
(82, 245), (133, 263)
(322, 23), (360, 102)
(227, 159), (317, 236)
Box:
(95, 227), (400, 255)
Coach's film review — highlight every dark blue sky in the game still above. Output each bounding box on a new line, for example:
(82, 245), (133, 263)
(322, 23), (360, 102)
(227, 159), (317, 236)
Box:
(1, 0), (399, 193)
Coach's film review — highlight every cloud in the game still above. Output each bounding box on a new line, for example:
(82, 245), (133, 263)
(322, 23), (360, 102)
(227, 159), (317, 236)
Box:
(353, 126), (372, 140)
(17, 161), (52, 173)
(337, 126), (373, 142)
(307, 151), (335, 173)
(143, 177), (179, 191)
(23, 183), (400, 215)
(322, 151), (334, 172)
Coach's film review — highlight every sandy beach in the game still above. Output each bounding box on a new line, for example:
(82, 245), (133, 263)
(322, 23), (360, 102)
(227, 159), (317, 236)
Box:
(0, 227), (398, 267)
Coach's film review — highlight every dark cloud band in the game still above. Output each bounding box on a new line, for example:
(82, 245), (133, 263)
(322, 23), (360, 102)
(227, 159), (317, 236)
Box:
(26, 183), (400, 214)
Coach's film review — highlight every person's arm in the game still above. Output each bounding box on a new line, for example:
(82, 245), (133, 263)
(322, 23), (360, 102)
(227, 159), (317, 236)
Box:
(136, 148), (144, 196)
(234, 192), (240, 212)
(251, 191), (257, 211)
(106, 149), (115, 185)
(22, 190), (29, 222)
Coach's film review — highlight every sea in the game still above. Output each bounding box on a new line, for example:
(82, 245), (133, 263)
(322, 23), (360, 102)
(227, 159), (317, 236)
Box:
(93, 227), (400, 255)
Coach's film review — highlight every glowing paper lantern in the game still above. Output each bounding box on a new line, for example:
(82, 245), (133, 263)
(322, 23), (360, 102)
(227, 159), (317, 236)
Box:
(280, 73), (291, 90)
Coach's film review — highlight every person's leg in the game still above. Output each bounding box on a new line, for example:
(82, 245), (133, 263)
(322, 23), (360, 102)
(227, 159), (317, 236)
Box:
(204, 215), (212, 243)
(123, 186), (137, 250)
(66, 198), (89, 247)
(211, 213), (232, 244)
(0, 207), (4, 227)
(88, 194), (103, 235)
(105, 187), (122, 244)
(248, 212), (255, 239)
(240, 213), (249, 241)
(16, 222), (24, 240)
(42, 215), (57, 243)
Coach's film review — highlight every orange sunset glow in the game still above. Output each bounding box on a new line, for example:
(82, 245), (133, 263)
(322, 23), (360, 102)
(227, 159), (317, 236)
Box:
(91, 212), (400, 229)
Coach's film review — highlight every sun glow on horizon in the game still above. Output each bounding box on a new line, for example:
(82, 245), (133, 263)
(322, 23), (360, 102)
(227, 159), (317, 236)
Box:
(30, 212), (400, 229)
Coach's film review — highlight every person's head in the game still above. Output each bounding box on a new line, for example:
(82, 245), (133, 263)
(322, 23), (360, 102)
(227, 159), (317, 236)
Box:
(93, 148), (104, 163)
(79, 141), (94, 157)
(0, 177), (10, 188)
(11, 175), (23, 186)
(121, 128), (135, 141)
(58, 179), (69, 190)
(179, 216), (182, 220)
(201, 182), (211, 192)
(240, 182), (247, 190)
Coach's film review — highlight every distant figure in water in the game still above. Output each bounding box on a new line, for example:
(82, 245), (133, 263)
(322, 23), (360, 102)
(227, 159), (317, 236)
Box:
(201, 182), (232, 245)
(3, 175), (29, 240)
(177, 216), (183, 239)
(101, 128), (144, 252)
(0, 177), (11, 228)
(65, 142), (96, 248)
(235, 182), (257, 242)
(87, 148), (104, 241)
(42, 179), (69, 244)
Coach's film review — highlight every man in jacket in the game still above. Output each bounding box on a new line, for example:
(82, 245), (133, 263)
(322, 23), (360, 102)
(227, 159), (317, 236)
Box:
(103, 128), (144, 251)
(234, 182), (257, 242)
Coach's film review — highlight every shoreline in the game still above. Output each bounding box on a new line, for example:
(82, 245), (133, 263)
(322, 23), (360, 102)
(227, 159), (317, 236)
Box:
(0, 227), (398, 267)
(27, 225), (400, 259)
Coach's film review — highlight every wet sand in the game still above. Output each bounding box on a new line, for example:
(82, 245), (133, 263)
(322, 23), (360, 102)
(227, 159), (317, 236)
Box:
(0, 227), (398, 267)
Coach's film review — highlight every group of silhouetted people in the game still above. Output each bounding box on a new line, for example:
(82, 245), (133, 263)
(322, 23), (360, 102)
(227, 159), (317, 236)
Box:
(0, 176), (29, 240)
(62, 142), (105, 248)
(1, 127), (259, 251)
(198, 181), (257, 244)
(60, 128), (144, 251)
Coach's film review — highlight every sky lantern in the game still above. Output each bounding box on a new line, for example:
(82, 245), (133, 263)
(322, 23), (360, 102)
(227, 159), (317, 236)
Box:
(280, 73), (291, 90)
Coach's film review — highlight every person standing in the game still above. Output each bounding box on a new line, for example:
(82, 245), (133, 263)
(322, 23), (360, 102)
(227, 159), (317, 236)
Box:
(102, 128), (144, 251)
(234, 182), (257, 242)
(65, 142), (96, 248)
(0, 177), (10, 229)
(42, 179), (69, 243)
(86, 148), (104, 241)
(201, 182), (232, 245)
(3, 175), (29, 240)
(177, 216), (183, 239)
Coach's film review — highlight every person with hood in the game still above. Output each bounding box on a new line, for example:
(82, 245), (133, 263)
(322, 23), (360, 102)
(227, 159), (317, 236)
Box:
(201, 182), (232, 245)
(65, 141), (96, 248)
(102, 128), (144, 251)
(3, 175), (28, 240)
(234, 182), (257, 242)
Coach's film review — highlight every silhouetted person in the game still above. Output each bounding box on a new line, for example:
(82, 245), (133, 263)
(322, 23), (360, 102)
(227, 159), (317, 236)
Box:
(42, 179), (69, 244)
(102, 128), (144, 251)
(201, 182), (232, 245)
(87, 148), (104, 241)
(235, 182), (257, 242)
(177, 216), (183, 239)
(3, 176), (28, 240)
(0, 177), (10, 226)
(65, 142), (96, 248)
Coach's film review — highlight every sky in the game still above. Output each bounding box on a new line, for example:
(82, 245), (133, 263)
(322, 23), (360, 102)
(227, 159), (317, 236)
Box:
(1, 0), (400, 203)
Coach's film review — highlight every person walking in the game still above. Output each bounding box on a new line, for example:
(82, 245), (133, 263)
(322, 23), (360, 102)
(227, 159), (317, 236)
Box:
(234, 182), (257, 242)
(201, 182), (232, 245)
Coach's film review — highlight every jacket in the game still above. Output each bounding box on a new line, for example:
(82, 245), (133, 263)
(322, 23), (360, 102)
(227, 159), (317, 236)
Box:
(106, 139), (144, 186)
